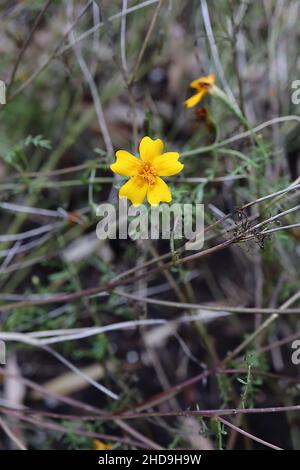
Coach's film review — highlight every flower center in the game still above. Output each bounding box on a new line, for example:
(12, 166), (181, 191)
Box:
(198, 82), (210, 91)
(138, 161), (157, 185)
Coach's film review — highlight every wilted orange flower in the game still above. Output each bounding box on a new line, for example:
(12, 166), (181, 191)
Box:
(67, 211), (82, 224)
(195, 106), (213, 131)
(184, 73), (216, 108)
(110, 136), (184, 207)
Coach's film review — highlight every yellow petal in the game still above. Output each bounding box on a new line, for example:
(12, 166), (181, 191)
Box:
(119, 176), (148, 206)
(147, 177), (172, 206)
(139, 136), (164, 162)
(110, 150), (140, 176)
(190, 73), (216, 89)
(184, 91), (206, 108)
(94, 439), (112, 450)
(152, 152), (184, 176)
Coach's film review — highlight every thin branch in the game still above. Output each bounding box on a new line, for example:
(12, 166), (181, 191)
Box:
(113, 291), (300, 315)
(129, 0), (164, 85)
(7, 0), (53, 93)
(7, 0), (160, 100)
(59, 0), (160, 56)
(0, 408), (145, 449)
(120, 0), (128, 77)
(67, 2), (114, 158)
(217, 417), (282, 450)
(0, 368), (161, 450)
(7, 1), (93, 101)
(181, 115), (300, 157)
(0, 223), (59, 243)
(0, 331), (119, 401)
(200, 0), (239, 108)
(0, 416), (27, 450)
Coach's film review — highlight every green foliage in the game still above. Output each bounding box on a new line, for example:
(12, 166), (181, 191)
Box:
(217, 373), (234, 407)
(60, 421), (95, 450)
(210, 417), (227, 450)
(236, 351), (268, 408)
(62, 335), (109, 362)
(3, 135), (51, 171)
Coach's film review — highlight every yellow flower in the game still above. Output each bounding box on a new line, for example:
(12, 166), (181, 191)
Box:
(184, 73), (216, 108)
(94, 439), (112, 450)
(110, 136), (184, 207)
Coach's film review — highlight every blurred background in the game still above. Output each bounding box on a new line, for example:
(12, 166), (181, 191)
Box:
(0, 0), (300, 450)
